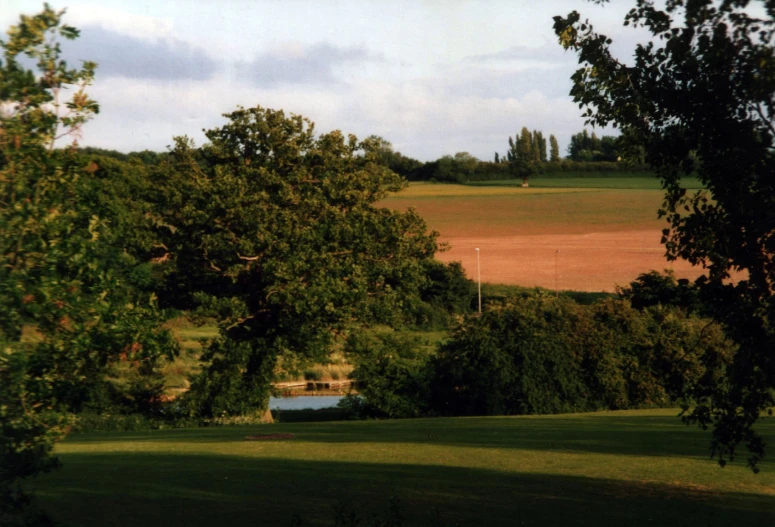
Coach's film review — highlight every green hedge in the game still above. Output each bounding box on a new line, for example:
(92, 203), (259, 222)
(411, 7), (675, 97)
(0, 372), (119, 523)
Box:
(351, 291), (733, 419)
(429, 295), (732, 416)
(407, 159), (652, 182)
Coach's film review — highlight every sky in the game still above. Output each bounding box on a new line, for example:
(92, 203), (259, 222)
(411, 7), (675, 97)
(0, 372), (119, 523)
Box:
(1, 1), (647, 161)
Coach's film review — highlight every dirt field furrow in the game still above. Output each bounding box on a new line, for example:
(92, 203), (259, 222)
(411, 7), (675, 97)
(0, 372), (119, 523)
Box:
(438, 232), (703, 293)
(384, 184), (708, 292)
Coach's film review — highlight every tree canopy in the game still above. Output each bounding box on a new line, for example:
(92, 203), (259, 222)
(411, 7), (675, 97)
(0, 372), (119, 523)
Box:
(152, 107), (439, 417)
(567, 129), (619, 162)
(554, 0), (775, 470)
(0, 4), (176, 520)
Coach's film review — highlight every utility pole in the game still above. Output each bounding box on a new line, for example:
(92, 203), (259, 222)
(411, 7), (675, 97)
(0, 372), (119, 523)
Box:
(476, 247), (482, 313)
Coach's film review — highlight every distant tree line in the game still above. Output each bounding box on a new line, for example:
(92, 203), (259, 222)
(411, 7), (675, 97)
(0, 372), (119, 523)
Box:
(68, 128), (643, 186)
(568, 129), (618, 162)
(353, 128), (647, 184)
(77, 146), (169, 165)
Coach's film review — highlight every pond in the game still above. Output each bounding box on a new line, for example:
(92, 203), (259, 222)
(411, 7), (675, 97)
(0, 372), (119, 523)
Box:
(269, 395), (343, 410)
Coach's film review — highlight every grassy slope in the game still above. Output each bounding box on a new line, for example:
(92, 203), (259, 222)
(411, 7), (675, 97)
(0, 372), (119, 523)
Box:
(385, 185), (667, 237)
(33, 410), (774, 527)
(165, 321), (448, 388)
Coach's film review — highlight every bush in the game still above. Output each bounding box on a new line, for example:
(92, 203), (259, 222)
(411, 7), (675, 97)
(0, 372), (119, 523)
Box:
(345, 333), (434, 418)
(336, 394), (384, 420)
(429, 293), (734, 416)
(431, 294), (591, 416)
(73, 412), (163, 433)
(272, 408), (347, 423)
(617, 270), (703, 313)
(304, 369), (323, 381)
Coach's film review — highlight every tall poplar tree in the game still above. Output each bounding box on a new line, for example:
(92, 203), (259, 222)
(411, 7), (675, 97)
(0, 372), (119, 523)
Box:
(549, 134), (561, 162)
(518, 127), (533, 161)
(535, 131), (547, 162)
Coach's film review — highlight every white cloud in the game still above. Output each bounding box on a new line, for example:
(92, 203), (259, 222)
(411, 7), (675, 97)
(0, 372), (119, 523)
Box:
(76, 57), (612, 162)
(234, 42), (384, 87)
(2, 0), (629, 161)
(66, 4), (175, 43)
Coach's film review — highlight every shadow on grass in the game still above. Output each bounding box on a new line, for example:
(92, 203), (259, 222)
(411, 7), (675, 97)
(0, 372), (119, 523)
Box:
(66, 414), (775, 461)
(33, 453), (774, 527)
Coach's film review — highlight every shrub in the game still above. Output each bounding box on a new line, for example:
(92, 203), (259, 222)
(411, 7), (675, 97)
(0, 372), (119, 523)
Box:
(617, 270), (703, 313)
(431, 294), (592, 416)
(336, 395), (384, 420)
(304, 369), (323, 381)
(345, 332), (434, 418)
(429, 293), (734, 416)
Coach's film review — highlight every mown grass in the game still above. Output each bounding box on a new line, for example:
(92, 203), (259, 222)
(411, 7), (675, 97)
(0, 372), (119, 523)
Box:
(32, 409), (775, 526)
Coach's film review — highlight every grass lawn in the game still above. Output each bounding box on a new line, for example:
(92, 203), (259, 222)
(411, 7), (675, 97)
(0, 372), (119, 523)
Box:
(32, 409), (774, 526)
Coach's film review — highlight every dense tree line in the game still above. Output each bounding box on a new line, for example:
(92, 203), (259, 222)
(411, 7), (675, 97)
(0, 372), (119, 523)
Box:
(77, 146), (169, 166)
(361, 129), (646, 184)
(347, 274), (732, 421)
(567, 129), (619, 162)
(407, 157), (647, 183)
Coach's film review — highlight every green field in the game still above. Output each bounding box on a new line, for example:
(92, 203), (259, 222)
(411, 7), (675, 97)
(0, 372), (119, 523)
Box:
(468, 176), (704, 190)
(32, 410), (774, 526)
(385, 183), (667, 237)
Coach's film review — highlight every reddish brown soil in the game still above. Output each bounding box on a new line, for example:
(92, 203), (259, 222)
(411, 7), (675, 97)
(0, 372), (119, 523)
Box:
(384, 189), (710, 292)
(437, 231), (705, 293)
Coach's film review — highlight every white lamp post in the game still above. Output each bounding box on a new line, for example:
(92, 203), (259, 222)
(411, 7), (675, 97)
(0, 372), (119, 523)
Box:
(476, 248), (481, 313)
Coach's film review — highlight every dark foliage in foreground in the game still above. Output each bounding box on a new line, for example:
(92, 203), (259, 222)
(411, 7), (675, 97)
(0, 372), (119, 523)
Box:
(554, 0), (775, 469)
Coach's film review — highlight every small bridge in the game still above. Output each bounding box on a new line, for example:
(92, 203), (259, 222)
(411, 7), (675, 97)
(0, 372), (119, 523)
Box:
(273, 379), (355, 395)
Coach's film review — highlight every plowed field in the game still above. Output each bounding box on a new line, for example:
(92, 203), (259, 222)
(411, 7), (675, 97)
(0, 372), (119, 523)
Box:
(384, 183), (706, 292)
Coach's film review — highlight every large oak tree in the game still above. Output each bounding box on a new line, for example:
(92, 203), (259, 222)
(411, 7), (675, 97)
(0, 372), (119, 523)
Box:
(154, 107), (439, 418)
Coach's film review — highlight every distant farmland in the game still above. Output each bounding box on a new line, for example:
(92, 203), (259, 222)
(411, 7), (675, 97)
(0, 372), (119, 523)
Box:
(384, 180), (707, 292)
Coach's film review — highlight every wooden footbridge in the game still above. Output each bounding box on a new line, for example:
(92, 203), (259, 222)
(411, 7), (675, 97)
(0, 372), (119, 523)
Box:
(273, 379), (355, 395)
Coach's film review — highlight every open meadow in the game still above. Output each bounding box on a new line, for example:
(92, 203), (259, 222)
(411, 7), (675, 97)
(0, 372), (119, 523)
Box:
(32, 410), (774, 527)
(384, 179), (708, 292)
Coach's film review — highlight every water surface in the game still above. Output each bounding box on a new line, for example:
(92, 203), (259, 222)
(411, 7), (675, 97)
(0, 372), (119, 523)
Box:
(269, 395), (343, 410)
